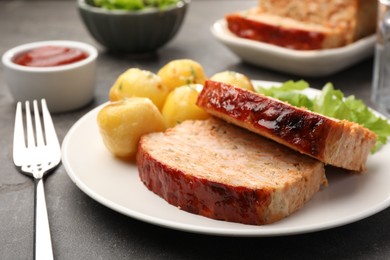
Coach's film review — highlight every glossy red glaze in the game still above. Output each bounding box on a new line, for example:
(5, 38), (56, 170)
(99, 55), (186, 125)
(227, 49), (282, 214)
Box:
(226, 14), (325, 50)
(137, 148), (272, 225)
(197, 80), (330, 158)
(14, 46), (88, 67)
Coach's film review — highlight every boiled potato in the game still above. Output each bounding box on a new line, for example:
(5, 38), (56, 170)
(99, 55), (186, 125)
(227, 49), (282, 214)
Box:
(157, 59), (207, 92)
(109, 68), (169, 110)
(162, 84), (209, 128)
(97, 98), (166, 159)
(210, 71), (255, 91)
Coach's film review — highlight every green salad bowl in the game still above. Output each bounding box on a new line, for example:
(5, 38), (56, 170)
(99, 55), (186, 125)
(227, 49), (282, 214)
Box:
(77, 0), (190, 53)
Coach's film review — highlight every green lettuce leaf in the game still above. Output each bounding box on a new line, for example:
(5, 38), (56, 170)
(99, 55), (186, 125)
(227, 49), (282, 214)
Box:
(256, 80), (390, 151)
(257, 80), (314, 110)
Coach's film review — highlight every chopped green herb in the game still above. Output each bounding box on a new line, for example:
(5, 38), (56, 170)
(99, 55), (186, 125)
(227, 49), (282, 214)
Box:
(190, 66), (196, 83)
(256, 80), (390, 151)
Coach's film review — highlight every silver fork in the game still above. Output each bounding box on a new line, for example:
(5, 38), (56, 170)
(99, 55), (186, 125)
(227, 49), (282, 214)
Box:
(13, 99), (61, 260)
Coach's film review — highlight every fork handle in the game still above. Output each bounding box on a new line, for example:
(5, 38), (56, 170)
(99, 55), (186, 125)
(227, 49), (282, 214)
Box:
(34, 178), (54, 260)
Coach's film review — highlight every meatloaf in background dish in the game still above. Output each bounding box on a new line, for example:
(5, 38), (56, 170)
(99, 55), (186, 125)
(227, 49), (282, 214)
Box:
(137, 118), (327, 225)
(257, 0), (376, 43)
(226, 9), (346, 50)
(226, 0), (376, 50)
(197, 80), (377, 172)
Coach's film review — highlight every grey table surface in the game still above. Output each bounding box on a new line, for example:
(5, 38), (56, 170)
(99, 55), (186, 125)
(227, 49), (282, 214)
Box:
(1, 0), (389, 259)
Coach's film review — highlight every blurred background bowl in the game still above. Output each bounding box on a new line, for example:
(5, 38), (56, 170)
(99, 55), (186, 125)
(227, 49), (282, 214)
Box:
(2, 40), (97, 113)
(77, 0), (190, 53)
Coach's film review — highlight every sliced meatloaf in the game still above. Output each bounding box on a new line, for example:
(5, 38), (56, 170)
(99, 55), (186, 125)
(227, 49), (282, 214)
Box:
(196, 80), (377, 172)
(226, 0), (376, 50)
(226, 9), (346, 50)
(137, 118), (327, 225)
(258, 0), (377, 43)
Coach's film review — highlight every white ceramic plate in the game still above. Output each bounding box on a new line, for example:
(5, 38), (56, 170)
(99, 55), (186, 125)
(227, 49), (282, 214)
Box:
(211, 19), (376, 77)
(62, 81), (390, 237)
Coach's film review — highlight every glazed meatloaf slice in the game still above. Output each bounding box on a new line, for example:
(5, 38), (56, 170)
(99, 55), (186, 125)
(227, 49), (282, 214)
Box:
(196, 80), (377, 172)
(137, 118), (327, 225)
(226, 8), (347, 50)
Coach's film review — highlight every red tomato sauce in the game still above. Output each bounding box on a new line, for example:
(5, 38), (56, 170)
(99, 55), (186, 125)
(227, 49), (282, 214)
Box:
(14, 46), (88, 67)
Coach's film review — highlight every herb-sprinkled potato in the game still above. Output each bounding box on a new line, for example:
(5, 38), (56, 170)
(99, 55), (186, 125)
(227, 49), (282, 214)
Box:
(157, 59), (207, 92)
(162, 84), (210, 128)
(97, 98), (166, 159)
(210, 71), (255, 91)
(109, 68), (169, 110)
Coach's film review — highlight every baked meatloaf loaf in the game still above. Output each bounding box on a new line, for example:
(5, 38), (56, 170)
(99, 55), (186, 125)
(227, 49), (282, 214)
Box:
(137, 118), (327, 225)
(196, 80), (377, 172)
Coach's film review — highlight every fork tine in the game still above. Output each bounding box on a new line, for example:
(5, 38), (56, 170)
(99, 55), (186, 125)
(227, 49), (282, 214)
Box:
(41, 99), (61, 157)
(33, 100), (45, 147)
(13, 102), (25, 166)
(25, 101), (36, 149)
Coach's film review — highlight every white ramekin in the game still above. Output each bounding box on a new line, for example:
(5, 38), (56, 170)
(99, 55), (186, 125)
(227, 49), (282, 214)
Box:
(2, 40), (98, 113)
